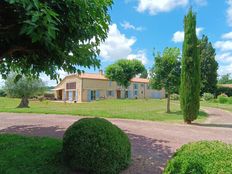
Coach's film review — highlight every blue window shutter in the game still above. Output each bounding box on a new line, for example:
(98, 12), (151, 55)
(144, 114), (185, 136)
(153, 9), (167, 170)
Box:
(96, 90), (100, 99)
(88, 90), (91, 102)
(128, 91), (131, 98)
(75, 91), (78, 101)
(112, 91), (115, 97)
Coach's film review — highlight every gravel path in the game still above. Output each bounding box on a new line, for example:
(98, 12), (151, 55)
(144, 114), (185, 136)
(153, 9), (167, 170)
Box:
(0, 108), (232, 174)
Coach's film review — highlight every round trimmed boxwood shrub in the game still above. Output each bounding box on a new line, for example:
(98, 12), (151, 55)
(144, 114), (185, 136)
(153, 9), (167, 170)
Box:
(62, 117), (131, 174)
(164, 141), (232, 174)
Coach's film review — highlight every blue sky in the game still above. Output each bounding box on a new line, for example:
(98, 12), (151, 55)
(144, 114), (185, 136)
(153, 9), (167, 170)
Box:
(1, 0), (232, 86)
(93, 0), (232, 80)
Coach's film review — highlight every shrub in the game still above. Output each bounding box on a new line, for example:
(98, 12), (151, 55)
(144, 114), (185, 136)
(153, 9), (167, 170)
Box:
(164, 141), (232, 174)
(202, 93), (214, 101)
(228, 97), (232, 104)
(0, 89), (6, 97)
(62, 118), (131, 174)
(218, 94), (228, 104)
(44, 92), (55, 100)
(38, 96), (44, 102)
(170, 94), (179, 100)
(216, 86), (232, 97)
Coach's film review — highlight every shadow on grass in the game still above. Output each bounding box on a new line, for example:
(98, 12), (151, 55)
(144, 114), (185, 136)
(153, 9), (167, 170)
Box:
(0, 125), (173, 174)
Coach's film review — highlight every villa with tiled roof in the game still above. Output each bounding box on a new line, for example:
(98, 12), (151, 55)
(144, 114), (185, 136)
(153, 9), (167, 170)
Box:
(54, 71), (165, 102)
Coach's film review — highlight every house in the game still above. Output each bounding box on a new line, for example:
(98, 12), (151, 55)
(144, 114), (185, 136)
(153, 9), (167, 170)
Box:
(53, 71), (165, 102)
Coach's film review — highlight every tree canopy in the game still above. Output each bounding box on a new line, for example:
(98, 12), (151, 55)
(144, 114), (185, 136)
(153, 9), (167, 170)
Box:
(180, 9), (200, 124)
(150, 47), (181, 113)
(218, 74), (232, 84)
(105, 59), (145, 89)
(140, 69), (148, 78)
(0, 0), (113, 79)
(4, 73), (46, 108)
(199, 35), (218, 95)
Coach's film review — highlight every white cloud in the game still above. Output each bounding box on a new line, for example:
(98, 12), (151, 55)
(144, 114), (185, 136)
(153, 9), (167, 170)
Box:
(218, 64), (232, 76)
(194, 0), (207, 6)
(99, 24), (136, 61)
(172, 31), (184, 43)
(222, 31), (232, 39)
(40, 70), (68, 87)
(136, 0), (188, 15)
(214, 40), (232, 52)
(172, 27), (204, 43)
(216, 52), (232, 64)
(121, 21), (144, 31)
(227, 0), (232, 27)
(196, 27), (204, 35)
(127, 50), (148, 64)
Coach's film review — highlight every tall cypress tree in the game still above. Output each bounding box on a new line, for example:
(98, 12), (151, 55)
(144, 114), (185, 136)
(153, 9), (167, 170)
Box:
(180, 9), (200, 124)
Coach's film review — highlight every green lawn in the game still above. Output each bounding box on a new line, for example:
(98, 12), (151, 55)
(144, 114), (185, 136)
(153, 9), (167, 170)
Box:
(201, 101), (232, 112)
(0, 97), (207, 123)
(0, 134), (69, 174)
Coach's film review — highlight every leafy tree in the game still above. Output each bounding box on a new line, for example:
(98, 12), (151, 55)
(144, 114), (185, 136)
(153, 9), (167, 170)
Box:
(218, 74), (232, 84)
(0, 0), (113, 79)
(105, 59), (145, 97)
(150, 47), (181, 113)
(140, 69), (148, 78)
(199, 35), (218, 95)
(180, 9), (200, 124)
(0, 89), (6, 97)
(4, 74), (45, 108)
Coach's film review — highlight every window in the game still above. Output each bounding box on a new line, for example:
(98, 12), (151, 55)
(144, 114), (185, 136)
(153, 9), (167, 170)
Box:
(134, 90), (138, 96)
(147, 84), (150, 89)
(141, 83), (144, 87)
(109, 81), (112, 86)
(107, 90), (114, 97)
(66, 82), (76, 89)
(133, 83), (138, 90)
(125, 91), (129, 98)
(141, 91), (143, 94)
(91, 90), (96, 101)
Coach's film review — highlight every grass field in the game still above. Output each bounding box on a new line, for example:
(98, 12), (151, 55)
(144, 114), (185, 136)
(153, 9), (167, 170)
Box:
(0, 97), (207, 123)
(201, 101), (232, 112)
(0, 134), (69, 174)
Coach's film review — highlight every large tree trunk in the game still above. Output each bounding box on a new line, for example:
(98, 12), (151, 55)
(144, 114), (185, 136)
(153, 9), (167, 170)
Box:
(166, 93), (171, 113)
(17, 97), (29, 108)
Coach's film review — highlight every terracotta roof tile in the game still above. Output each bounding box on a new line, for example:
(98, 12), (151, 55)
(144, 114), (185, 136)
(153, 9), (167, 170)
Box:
(78, 73), (107, 80)
(130, 77), (149, 83)
(78, 73), (149, 83)
(219, 84), (232, 88)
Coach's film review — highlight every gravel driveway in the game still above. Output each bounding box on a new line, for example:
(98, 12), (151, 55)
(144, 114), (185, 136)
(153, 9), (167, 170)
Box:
(0, 108), (232, 174)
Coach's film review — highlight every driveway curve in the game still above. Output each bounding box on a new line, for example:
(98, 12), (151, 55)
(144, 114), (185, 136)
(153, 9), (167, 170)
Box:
(0, 108), (232, 174)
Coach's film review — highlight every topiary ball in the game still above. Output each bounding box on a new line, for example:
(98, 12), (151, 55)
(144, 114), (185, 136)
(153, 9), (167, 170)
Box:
(62, 117), (131, 174)
(164, 141), (232, 174)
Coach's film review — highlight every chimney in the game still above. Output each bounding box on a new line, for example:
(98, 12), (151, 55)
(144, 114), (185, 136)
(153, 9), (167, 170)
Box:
(99, 69), (103, 75)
